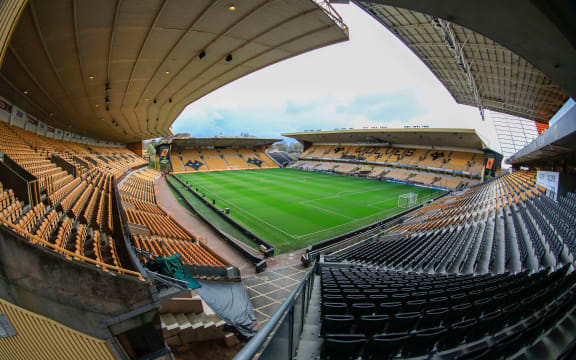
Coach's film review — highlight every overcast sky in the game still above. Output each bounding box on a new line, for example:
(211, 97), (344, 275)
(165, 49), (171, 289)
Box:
(171, 3), (504, 149)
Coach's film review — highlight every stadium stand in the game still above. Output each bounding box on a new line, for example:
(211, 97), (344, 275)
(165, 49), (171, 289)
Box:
(267, 151), (296, 167)
(0, 0), (350, 357)
(307, 169), (576, 359)
(286, 130), (488, 190)
(199, 149), (230, 171)
(318, 264), (575, 360)
(176, 149), (206, 172)
(0, 127), (151, 278)
(164, 137), (280, 173)
(119, 169), (226, 269)
(254, 149), (278, 168)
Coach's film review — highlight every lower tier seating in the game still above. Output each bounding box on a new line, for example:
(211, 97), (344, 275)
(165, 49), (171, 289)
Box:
(133, 234), (223, 267)
(326, 171), (574, 274)
(290, 161), (480, 191)
(120, 169), (226, 269)
(319, 264), (576, 360)
(170, 147), (279, 172)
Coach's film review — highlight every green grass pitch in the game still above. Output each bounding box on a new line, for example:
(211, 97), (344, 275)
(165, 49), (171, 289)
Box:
(175, 168), (446, 254)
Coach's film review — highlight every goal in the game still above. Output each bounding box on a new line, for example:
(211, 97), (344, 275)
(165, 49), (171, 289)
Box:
(398, 192), (418, 209)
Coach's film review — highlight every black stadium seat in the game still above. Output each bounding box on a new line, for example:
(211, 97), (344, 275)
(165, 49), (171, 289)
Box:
(323, 334), (366, 360)
(323, 315), (354, 334)
(323, 302), (348, 316)
(319, 262), (576, 359)
(404, 326), (447, 357)
(366, 333), (410, 360)
(358, 314), (388, 335)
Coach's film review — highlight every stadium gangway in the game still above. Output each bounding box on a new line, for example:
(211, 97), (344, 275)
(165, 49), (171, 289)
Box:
(233, 261), (316, 360)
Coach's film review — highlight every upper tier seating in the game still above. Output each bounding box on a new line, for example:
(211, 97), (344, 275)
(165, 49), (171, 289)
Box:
(0, 121), (146, 193)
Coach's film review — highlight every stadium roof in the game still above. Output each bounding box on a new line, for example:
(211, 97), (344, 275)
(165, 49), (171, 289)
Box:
(507, 105), (576, 166)
(351, 0), (573, 124)
(0, 0), (348, 143)
(283, 128), (487, 150)
(168, 136), (280, 148)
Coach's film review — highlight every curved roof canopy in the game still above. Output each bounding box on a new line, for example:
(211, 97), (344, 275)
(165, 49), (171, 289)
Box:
(0, 0), (348, 143)
(353, 0), (571, 124)
(168, 136), (280, 149)
(283, 128), (487, 151)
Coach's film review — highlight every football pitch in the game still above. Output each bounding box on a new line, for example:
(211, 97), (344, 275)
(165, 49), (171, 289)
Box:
(175, 169), (445, 254)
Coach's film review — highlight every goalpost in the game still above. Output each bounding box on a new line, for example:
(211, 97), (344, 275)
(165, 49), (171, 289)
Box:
(398, 192), (418, 209)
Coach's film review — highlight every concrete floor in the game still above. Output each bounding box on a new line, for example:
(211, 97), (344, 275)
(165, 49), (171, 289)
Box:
(295, 273), (323, 360)
(242, 264), (309, 329)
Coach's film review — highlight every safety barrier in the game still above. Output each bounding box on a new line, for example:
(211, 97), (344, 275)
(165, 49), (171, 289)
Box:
(234, 261), (316, 360)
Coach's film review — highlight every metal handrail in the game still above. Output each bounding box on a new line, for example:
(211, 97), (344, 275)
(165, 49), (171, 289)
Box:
(234, 261), (316, 360)
(0, 217), (145, 280)
(313, 0), (349, 36)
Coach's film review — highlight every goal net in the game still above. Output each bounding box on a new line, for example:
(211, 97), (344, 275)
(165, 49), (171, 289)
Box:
(398, 192), (418, 209)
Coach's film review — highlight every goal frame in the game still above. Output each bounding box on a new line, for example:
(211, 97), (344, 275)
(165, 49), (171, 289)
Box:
(398, 192), (418, 209)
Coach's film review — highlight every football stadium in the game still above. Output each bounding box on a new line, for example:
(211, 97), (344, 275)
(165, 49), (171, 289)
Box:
(0, 1), (575, 360)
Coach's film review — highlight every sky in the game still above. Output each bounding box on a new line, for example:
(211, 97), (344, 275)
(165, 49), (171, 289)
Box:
(171, 3), (502, 149)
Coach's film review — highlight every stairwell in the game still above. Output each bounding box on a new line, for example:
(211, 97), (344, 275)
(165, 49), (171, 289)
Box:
(218, 150), (232, 170)
(198, 150), (210, 170)
(160, 291), (232, 346)
(180, 156), (186, 172)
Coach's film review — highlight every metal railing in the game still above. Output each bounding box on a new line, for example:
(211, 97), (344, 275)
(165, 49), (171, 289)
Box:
(313, 0), (349, 36)
(0, 217), (145, 280)
(234, 262), (316, 360)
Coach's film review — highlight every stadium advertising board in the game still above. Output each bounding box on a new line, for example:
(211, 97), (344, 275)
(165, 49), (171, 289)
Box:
(0, 98), (12, 113)
(536, 170), (560, 200)
(157, 144), (171, 166)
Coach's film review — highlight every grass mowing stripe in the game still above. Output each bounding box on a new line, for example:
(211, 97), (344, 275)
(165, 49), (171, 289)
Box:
(167, 177), (261, 251)
(176, 169), (445, 253)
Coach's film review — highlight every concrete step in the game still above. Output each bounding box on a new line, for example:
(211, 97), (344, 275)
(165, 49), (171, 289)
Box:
(160, 291), (204, 314)
(174, 313), (192, 332)
(161, 293), (229, 344)
(160, 313), (180, 338)
(179, 312), (204, 344)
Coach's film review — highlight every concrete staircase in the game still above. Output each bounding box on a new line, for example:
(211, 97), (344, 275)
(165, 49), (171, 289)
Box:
(160, 290), (231, 346)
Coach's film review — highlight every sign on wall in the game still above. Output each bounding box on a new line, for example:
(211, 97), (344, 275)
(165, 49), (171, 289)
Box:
(0, 98), (11, 113)
(536, 170), (560, 201)
(157, 144), (171, 167)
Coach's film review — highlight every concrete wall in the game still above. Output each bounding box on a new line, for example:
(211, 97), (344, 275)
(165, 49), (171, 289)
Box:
(0, 227), (159, 340)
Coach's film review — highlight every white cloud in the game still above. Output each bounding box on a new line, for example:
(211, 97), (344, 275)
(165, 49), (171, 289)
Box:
(174, 3), (501, 150)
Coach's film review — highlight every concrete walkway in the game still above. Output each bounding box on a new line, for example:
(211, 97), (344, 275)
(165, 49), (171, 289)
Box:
(154, 176), (256, 275)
